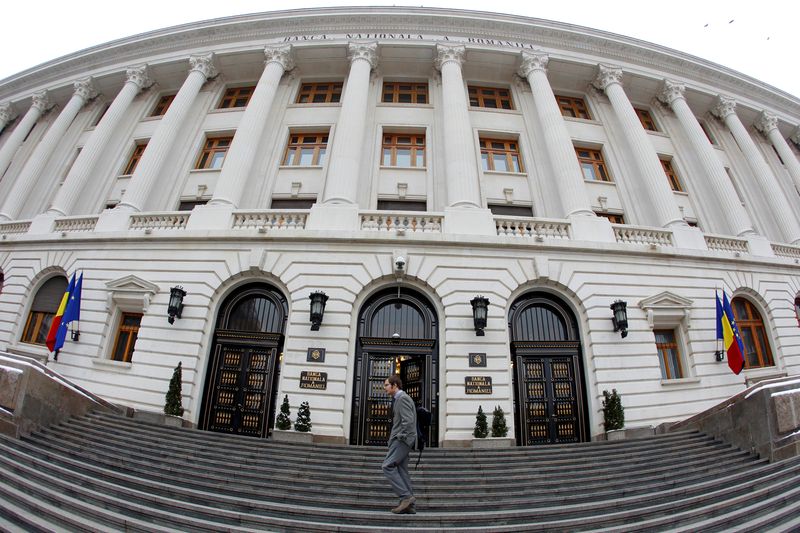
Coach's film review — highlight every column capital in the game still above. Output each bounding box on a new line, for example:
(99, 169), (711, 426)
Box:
(0, 103), (16, 125)
(657, 79), (686, 106)
(518, 51), (549, 78)
(711, 95), (737, 120)
(265, 43), (295, 71)
(791, 126), (800, 147)
(125, 64), (153, 91)
(434, 43), (466, 71)
(189, 53), (218, 79)
(347, 41), (378, 69)
(30, 90), (52, 113)
(592, 64), (623, 92)
(754, 111), (778, 135)
(73, 77), (97, 102)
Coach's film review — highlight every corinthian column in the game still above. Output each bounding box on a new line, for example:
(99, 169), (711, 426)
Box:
(658, 80), (755, 237)
(0, 103), (16, 133)
(755, 111), (800, 194)
(435, 44), (482, 208)
(47, 66), (153, 216)
(593, 65), (684, 228)
(116, 53), (216, 212)
(210, 45), (294, 208)
(320, 42), (377, 205)
(519, 52), (593, 218)
(0, 92), (51, 180)
(0, 79), (96, 222)
(712, 96), (800, 244)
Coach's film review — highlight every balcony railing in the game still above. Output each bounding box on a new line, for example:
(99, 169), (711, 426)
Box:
(705, 234), (749, 254)
(233, 210), (308, 230)
(772, 243), (800, 259)
(54, 216), (99, 233)
(613, 225), (674, 247)
(495, 217), (571, 239)
(129, 213), (189, 231)
(360, 212), (443, 233)
(0, 220), (31, 235)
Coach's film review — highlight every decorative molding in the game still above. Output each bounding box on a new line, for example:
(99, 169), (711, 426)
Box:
(711, 95), (737, 120)
(518, 51), (548, 78)
(264, 43), (295, 71)
(125, 64), (153, 91)
(754, 111), (778, 135)
(0, 102), (16, 125)
(30, 90), (52, 113)
(347, 41), (378, 69)
(592, 64), (623, 92)
(638, 291), (693, 329)
(657, 79), (685, 106)
(73, 77), (97, 102)
(189, 53), (217, 79)
(434, 43), (465, 71)
(105, 274), (159, 312)
(791, 126), (800, 147)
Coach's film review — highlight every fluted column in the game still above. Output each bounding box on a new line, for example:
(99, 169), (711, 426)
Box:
(593, 65), (684, 228)
(712, 96), (800, 244)
(755, 111), (800, 194)
(0, 79), (95, 221)
(0, 92), (51, 181)
(0, 103), (16, 133)
(434, 44), (482, 208)
(210, 45), (294, 207)
(47, 66), (153, 216)
(658, 80), (755, 237)
(519, 52), (593, 218)
(116, 53), (216, 212)
(320, 42), (377, 205)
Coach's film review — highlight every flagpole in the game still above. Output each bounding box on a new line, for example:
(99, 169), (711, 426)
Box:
(714, 288), (724, 362)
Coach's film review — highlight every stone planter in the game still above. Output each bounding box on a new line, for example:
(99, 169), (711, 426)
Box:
(471, 437), (515, 448)
(272, 429), (314, 444)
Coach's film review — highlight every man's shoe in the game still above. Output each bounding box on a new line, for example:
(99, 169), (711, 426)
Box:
(391, 496), (416, 514)
(404, 504), (417, 514)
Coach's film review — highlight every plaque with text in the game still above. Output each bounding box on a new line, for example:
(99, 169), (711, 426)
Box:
(465, 376), (492, 394)
(300, 371), (328, 390)
(307, 347), (326, 363)
(469, 352), (487, 367)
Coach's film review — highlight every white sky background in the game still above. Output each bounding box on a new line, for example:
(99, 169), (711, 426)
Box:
(2, 0), (797, 98)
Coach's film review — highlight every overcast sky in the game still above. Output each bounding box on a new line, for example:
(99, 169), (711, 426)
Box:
(3, 1), (797, 98)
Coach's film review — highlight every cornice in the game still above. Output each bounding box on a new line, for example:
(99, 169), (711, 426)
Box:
(0, 7), (797, 118)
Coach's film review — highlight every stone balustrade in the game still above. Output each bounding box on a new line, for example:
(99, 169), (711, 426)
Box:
(360, 212), (443, 233)
(613, 224), (674, 247)
(232, 210), (308, 230)
(0, 221), (32, 235)
(54, 216), (99, 233)
(129, 212), (189, 231)
(705, 234), (749, 254)
(495, 217), (571, 240)
(772, 243), (800, 259)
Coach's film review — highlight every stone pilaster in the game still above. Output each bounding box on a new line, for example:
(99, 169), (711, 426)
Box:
(755, 111), (800, 195)
(0, 91), (51, 180)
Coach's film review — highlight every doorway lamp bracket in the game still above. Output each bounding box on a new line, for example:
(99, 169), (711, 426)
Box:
(610, 300), (629, 338)
(309, 291), (329, 331)
(471, 295), (489, 336)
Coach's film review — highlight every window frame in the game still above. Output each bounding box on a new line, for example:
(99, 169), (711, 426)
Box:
(20, 276), (68, 346)
(479, 138), (524, 173)
(381, 133), (426, 168)
(382, 82), (429, 104)
(218, 85), (256, 109)
(595, 211), (625, 225)
(556, 95), (592, 120)
(660, 158), (684, 192)
(195, 136), (233, 170)
(111, 312), (143, 363)
(150, 94), (176, 117)
(282, 132), (329, 167)
(731, 297), (775, 369)
(468, 85), (514, 110)
(575, 147), (611, 182)
(123, 142), (148, 176)
(654, 329), (684, 379)
(295, 82), (343, 104)
(635, 108), (659, 132)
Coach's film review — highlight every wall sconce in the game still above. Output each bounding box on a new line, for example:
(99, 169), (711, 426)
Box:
(610, 300), (628, 338)
(168, 286), (186, 324)
(471, 296), (489, 336)
(309, 291), (329, 331)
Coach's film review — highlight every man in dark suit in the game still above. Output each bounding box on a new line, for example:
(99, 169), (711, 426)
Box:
(382, 374), (417, 514)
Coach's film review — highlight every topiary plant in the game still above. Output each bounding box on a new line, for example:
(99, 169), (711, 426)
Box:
(491, 405), (508, 437)
(473, 406), (488, 438)
(163, 361), (184, 417)
(276, 394), (292, 431)
(602, 389), (625, 431)
(295, 401), (312, 432)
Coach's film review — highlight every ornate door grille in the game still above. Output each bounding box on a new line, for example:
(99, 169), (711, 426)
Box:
(517, 354), (582, 444)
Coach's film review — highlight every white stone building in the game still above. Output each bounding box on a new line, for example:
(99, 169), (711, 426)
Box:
(0, 7), (799, 447)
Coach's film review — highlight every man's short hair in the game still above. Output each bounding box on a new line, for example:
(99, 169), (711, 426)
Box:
(386, 374), (403, 389)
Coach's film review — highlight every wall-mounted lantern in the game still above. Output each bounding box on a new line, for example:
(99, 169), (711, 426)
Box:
(168, 286), (186, 324)
(610, 300), (628, 338)
(310, 291), (329, 331)
(471, 295), (489, 336)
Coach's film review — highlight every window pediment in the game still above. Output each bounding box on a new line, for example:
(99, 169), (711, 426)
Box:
(105, 275), (159, 312)
(639, 291), (693, 328)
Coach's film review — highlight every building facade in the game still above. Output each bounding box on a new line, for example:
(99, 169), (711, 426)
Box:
(1, 7), (799, 446)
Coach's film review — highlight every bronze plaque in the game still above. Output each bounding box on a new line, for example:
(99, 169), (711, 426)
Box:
(307, 347), (326, 363)
(469, 352), (487, 367)
(465, 376), (492, 394)
(300, 371), (328, 390)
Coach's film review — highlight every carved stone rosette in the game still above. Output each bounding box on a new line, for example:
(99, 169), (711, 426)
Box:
(518, 51), (549, 78)
(347, 41), (378, 69)
(592, 64), (623, 92)
(711, 95), (737, 120)
(657, 80), (686, 106)
(189, 53), (218, 79)
(434, 43), (465, 71)
(125, 65), (153, 91)
(73, 77), (98, 102)
(265, 44), (295, 71)
(754, 111), (778, 135)
(30, 90), (52, 113)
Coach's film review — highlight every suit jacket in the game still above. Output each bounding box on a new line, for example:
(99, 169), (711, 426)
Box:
(389, 389), (417, 448)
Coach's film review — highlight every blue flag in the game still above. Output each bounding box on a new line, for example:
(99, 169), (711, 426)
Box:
(52, 273), (77, 352)
(62, 272), (83, 326)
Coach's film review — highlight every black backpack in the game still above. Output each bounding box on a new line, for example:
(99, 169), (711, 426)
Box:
(415, 406), (432, 468)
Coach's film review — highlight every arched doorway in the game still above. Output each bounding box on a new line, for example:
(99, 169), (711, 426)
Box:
(200, 283), (288, 438)
(350, 286), (439, 447)
(509, 292), (589, 445)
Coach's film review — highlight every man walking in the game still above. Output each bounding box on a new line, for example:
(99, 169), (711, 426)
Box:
(382, 374), (417, 514)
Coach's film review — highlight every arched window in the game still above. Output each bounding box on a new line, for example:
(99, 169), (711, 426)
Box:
(731, 297), (774, 369)
(21, 276), (68, 345)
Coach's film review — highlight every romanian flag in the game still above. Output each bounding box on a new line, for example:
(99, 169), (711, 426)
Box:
(716, 291), (745, 375)
(45, 273), (76, 353)
(56, 272), (83, 350)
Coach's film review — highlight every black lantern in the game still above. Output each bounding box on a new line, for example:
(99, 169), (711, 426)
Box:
(309, 291), (329, 331)
(168, 286), (186, 324)
(471, 296), (489, 336)
(610, 300), (628, 338)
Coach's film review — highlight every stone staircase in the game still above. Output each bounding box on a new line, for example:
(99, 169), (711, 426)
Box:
(1, 412), (800, 532)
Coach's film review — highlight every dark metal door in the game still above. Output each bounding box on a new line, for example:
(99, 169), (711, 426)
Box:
(362, 354), (394, 446)
(516, 354), (583, 445)
(400, 357), (424, 406)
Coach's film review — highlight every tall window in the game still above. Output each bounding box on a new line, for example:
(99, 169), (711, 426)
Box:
(111, 313), (143, 363)
(123, 143), (148, 175)
(699, 121), (716, 145)
(150, 94), (176, 117)
(661, 158), (683, 192)
(21, 276), (68, 345)
(596, 211), (625, 224)
(575, 147), (610, 181)
(468, 86), (514, 110)
(556, 95), (591, 119)
(282, 133), (328, 166)
(296, 82), (342, 104)
(218, 86), (255, 109)
(382, 134), (425, 167)
(731, 297), (774, 369)
(636, 108), (658, 131)
(195, 137), (233, 170)
(383, 82), (428, 104)
(479, 138), (523, 172)
(655, 329), (684, 379)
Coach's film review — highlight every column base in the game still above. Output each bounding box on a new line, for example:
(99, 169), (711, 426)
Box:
(671, 225), (708, 250)
(443, 207), (496, 236)
(745, 234), (776, 258)
(185, 204), (234, 231)
(27, 213), (57, 235)
(569, 214), (616, 243)
(306, 203), (360, 232)
(94, 208), (133, 232)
